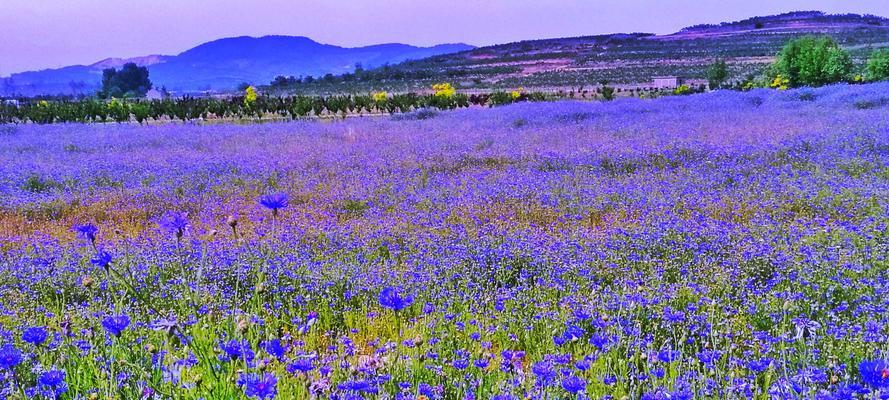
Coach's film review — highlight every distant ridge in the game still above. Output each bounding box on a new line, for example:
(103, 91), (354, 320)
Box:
(3, 11), (889, 96)
(0, 36), (474, 95)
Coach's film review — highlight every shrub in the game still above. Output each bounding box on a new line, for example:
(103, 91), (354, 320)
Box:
(866, 49), (889, 81)
(673, 84), (692, 95)
(771, 36), (852, 87)
(707, 59), (729, 90)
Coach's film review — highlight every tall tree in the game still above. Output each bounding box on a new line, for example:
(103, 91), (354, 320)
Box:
(100, 63), (152, 98)
(707, 59), (729, 90)
(771, 36), (852, 87)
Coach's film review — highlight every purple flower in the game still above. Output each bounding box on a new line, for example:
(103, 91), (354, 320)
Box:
(239, 372), (277, 399)
(72, 223), (98, 243)
(748, 358), (772, 373)
(220, 339), (255, 362)
(91, 250), (113, 270)
(159, 211), (190, 238)
(258, 193), (289, 215)
(378, 286), (414, 311)
(101, 315), (130, 337)
(858, 359), (889, 389)
(287, 357), (315, 373)
(562, 375), (586, 394)
(532, 361), (557, 387)
(22, 326), (48, 346)
(658, 349), (680, 363)
(263, 339), (287, 360)
(38, 369), (68, 398)
(0, 344), (22, 370)
(338, 380), (378, 393)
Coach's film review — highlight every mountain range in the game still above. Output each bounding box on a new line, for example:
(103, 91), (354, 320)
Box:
(0, 37), (473, 96)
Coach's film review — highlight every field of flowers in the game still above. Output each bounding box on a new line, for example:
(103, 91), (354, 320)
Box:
(1, 83), (888, 399)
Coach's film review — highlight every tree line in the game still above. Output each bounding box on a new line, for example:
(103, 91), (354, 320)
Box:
(0, 89), (547, 125)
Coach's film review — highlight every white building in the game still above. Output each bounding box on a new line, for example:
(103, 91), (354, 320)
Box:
(651, 76), (686, 89)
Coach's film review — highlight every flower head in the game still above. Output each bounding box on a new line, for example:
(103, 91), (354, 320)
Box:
(0, 344), (22, 370)
(38, 369), (68, 398)
(91, 250), (113, 270)
(159, 211), (190, 238)
(258, 193), (289, 216)
(102, 314), (130, 337)
(239, 372), (277, 399)
(859, 359), (889, 389)
(562, 375), (586, 394)
(220, 339), (255, 362)
(22, 326), (48, 346)
(378, 286), (413, 311)
(73, 223), (98, 244)
(287, 357), (315, 374)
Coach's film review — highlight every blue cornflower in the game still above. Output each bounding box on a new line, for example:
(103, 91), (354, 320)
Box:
(159, 211), (190, 238)
(38, 369), (68, 398)
(287, 357), (315, 373)
(262, 339), (287, 360)
(532, 361), (557, 387)
(338, 380), (378, 393)
(697, 350), (722, 367)
(101, 314), (130, 337)
(858, 359), (889, 389)
(239, 372), (277, 399)
(562, 375), (586, 394)
(657, 349), (680, 363)
(0, 344), (22, 370)
(72, 223), (98, 243)
(258, 193), (289, 216)
(91, 250), (113, 270)
(453, 357), (469, 370)
(748, 358), (772, 373)
(220, 339), (255, 362)
(418, 383), (439, 398)
(22, 326), (48, 346)
(378, 286), (414, 311)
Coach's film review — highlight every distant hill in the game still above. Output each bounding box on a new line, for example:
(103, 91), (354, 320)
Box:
(338, 11), (889, 92)
(5, 11), (889, 97)
(0, 37), (473, 96)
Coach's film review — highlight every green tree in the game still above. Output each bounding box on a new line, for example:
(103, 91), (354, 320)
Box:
(707, 59), (729, 90)
(866, 49), (889, 81)
(771, 36), (852, 88)
(100, 63), (152, 98)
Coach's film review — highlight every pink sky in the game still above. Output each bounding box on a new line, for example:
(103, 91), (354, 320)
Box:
(1, 0), (887, 75)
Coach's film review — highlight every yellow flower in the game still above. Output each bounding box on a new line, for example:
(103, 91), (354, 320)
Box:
(38, 100), (49, 107)
(432, 83), (455, 98)
(244, 86), (258, 106)
(770, 75), (789, 91)
(673, 84), (691, 95)
(510, 87), (524, 99)
(373, 91), (388, 102)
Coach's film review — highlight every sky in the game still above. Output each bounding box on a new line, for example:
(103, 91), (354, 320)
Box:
(1, 0), (888, 76)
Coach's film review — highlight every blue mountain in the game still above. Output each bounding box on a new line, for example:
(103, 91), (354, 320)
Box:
(0, 36), (474, 96)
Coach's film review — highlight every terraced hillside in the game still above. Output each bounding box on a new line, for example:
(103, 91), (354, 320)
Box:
(281, 11), (889, 94)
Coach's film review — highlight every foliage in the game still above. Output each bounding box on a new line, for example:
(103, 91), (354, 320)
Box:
(707, 58), (729, 89)
(866, 49), (889, 81)
(100, 63), (152, 98)
(672, 84), (692, 95)
(432, 82), (456, 98)
(770, 36), (853, 87)
(770, 74), (790, 90)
